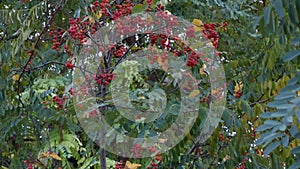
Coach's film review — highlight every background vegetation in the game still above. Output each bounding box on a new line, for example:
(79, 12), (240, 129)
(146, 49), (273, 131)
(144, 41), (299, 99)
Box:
(0, 0), (299, 168)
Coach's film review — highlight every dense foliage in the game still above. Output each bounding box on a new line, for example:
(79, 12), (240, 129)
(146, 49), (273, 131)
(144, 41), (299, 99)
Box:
(0, 0), (299, 169)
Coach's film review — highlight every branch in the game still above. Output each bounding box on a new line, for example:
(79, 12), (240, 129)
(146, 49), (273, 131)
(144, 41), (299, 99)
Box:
(16, 1), (63, 109)
(11, 61), (65, 73)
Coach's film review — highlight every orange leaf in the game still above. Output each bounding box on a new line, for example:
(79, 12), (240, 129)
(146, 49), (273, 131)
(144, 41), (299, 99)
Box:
(39, 152), (62, 161)
(157, 56), (168, 71)
(124, 161), (142, 169)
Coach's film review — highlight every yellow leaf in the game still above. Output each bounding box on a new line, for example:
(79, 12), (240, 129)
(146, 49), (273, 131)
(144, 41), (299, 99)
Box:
(95, 10), (102, 19)
(211, 89), (218, 95)
(158, 138), (168, 143)
(147, 15), (153, 22)
(131, 46), (142, 51)
(39, 152), (62, 161)
(124, 161), (142, 169)
(186, 131), (191, 140)
(192, 19), (204, 32)
(89, 16), (95, 24)
(157, 56), (168, 71)
(223, 155), (230, 162)
(234, 82), (243, 93)
(192, 19), (203, 27)
(189, 90), (200, 98)
(199, 64), (207, 75)
(137, 96), (146, 100)
(12, 74), (20, 81)
(206, 42), (213, 47)
(297, 90), (300, 97)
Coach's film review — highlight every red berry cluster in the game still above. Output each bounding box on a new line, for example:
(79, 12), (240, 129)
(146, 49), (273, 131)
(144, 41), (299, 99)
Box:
(157, 11), (178, 27)
(235, 152), (249, 169)
(182, 77), (195, 91)
(115, 160), (123, 169)
(49, 28), (64, 51)
(146, 0), (153, 11)
(186, 25), (196, 38)
(65, 61), (75, 69)
(94, 0), (110, 17)
(219, 133), (224, 141)
(155, 4), (164, 11)
(155, 153), (162, 161)
(149, 34), (171, 49)
(68, 18), (89, 44)
(24, 160), (33, 169)
(116, 22), (132, 34)
(113, 45), (127, 58)
(147, 146), (157, 153)
(91, 1), (102, 12)
(93, 71), (114, 86)
(251, 128), (256, 139)
(195, 147), (203, 155)
(203, 23), (219, 48)
(86, 1), (101, 35)
(149, 53), (158, 64)
(147, 153), (162, 169)
(52, 95), (66, 109)
(234, 90), (242, 98)
(159, 34), (168, 48)
(113, 1), (135, 20)
(150, 34), (159, 46)
(186, 51), (202, 67)
(64, 44), (74, 56)
(130, 143), (142, 158)
(221, 21), (228, 31)
(88, 110), (98, 118)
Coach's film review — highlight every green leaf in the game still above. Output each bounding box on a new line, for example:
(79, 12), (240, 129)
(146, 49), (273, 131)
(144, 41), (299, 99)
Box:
(132, 4), (148, 14)
(282, 136), (289, 147)
(256, 132), (284, 145)
(290, 37), (300, 45)
(261, 111), (287, 118)
(290, 125), (299, 137)
(288, 3), (299, 25)
(256, 124), (274, 132)
(289, 161), (300, 169)
(241, 100), (254, 117)
(291, 146), (300, 154)
(272, 0), (284, 18)
(253, 16), (262, 29)
(264, 6), (272, 25)
(264, 120), (282, 126)
(283, 50), (300, 61)
(263, 141), (280, 157)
